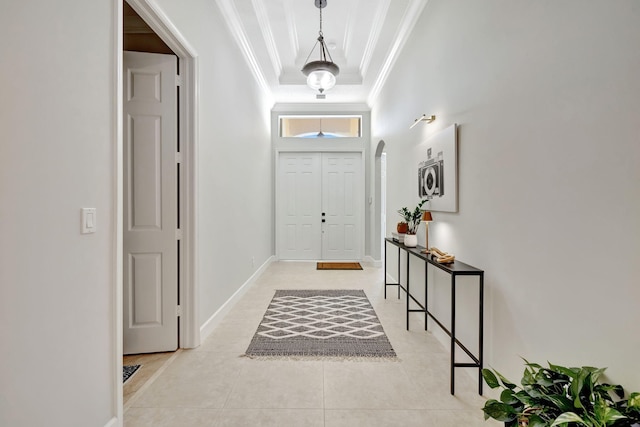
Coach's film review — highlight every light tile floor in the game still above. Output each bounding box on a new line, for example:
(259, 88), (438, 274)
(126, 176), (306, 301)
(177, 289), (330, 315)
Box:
(124, 351), (176, 407)
(124, 261), (500, 427)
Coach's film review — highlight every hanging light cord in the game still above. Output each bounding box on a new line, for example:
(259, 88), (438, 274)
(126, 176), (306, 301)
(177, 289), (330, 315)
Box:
(302, 2), (335, 65)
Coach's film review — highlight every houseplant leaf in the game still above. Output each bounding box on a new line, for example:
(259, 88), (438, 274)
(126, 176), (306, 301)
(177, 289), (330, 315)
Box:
(550, 412), (588, 426)
(544, 394), (574, 413)
(548, 363), (579, 380)
(494, 369), (518, 390)
(482, 369), (501, 389)
(501, 389), (520, 405)
(522, 367), (536, 386)
(595, 383), (624, 400)
(483, 399), (518, 422)
(522, 358), (543, 370)
(527, 414), (548, 427)
(628, 392), (640, 409)
(594, 398), (626, 425)
(601, 407), (626, 425)
(514, 390), (538, 406)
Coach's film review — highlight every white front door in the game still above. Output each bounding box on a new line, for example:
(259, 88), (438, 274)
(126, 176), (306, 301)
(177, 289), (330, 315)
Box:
(277, 153), (322, 260)
(277, 152), (362, 260)
(322, 153), (361, 260)
(123, 51), (178, 354)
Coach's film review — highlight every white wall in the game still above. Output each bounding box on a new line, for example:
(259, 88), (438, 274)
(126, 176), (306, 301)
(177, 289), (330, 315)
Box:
(152, 0), (274, 327)
(1, 0), (273, 424)
(373, 0), (640, 392)
(0, 1), (118, 426)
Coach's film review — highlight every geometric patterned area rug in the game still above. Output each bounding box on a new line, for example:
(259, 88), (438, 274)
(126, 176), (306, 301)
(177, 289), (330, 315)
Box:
(123, 365), (141, 383)
(245, 290), (396, 359)
(317, 262), (363, 270)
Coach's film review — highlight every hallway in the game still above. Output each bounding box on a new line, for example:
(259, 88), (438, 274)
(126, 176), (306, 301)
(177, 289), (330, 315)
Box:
(124, 262), (496, 426)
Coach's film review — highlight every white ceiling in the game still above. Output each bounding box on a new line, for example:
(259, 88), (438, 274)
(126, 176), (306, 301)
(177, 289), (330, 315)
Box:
(216, 0), (429, 105)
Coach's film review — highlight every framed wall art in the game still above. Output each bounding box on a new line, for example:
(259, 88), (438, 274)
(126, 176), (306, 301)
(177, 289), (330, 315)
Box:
(417, 123), (458, 212)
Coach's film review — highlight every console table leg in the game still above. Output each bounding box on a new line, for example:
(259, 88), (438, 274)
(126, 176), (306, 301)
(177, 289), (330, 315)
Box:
(424, 262), (428, 331)
(384, 240), (387, 299)
(478, 273), (484, 395)
(397, 247), (401, 299)
(406, 254), (410, 330)
(450, 275), (457, 395)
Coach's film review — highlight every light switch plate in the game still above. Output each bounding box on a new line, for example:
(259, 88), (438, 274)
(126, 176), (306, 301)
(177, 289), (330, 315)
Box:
(81, 208), (97, 234)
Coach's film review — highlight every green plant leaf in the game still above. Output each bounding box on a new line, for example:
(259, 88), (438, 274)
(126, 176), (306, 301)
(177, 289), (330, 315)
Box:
(522, 368), (536, 386)
(544, 394), (574, 412)
(550, 412), (588, 426)
(570, 369), (590, 409)
(595, 383), (624, 401)
(522, 357), (543, 370)
(535, 373), (555, 388)
(628, 392), (640, 409)
(513, 390), (537, 406)
(594, 399), (626, 425)
(501, 389), (519, 405)
(482, 369), (501, 389)
(482, 399), (518, 422)
(604, 408), (626, 424)
(526, 386), (545, 399)
(527, 414), (548, 427)
(494, 370), (518, 390)
(548, 363), (579, 380)
(588, 367), (606, 385)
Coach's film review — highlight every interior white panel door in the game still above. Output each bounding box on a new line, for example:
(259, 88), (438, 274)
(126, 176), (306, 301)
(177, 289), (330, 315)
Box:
(123, 51), (178, 354)
(322, 153), (362, 260)
(278, 153), (322, 260)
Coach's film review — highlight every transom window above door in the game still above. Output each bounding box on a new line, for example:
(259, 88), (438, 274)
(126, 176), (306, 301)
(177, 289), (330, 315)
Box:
(279, 115), (362, 138)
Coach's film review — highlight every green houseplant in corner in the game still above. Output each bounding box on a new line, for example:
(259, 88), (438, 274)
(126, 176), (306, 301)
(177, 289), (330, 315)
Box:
(482, 359), (640, 427)
(397, 199), (427, 248)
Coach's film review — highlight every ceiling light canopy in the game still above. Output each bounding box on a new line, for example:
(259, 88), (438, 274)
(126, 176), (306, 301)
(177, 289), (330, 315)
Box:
(302, 0), (340, 94)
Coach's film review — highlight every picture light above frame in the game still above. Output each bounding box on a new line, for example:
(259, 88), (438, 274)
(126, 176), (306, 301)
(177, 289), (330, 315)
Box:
(410, 114), (436, 129)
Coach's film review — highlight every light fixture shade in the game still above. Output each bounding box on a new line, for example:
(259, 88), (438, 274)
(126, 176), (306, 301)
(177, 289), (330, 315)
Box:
(421, 211), (433, 221)
(303, 61), (339, 92)
(302, 0), (339, 93)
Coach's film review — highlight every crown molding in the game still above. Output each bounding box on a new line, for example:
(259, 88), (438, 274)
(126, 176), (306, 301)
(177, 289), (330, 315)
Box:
(340, 0), (358, 60)
(252, 0), (283, 78)
(215, 0), (272, 101)
(358, 0), (391, 77)
(368, 0), (429, 107)
(284, 0), (299, 57)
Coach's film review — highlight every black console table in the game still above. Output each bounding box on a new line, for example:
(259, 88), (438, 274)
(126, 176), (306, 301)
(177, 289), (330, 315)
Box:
(384, 237), (484, 395)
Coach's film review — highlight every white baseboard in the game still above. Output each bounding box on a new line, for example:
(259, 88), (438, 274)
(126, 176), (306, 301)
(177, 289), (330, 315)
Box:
(199, 256), (275, 341)
(104, 416), (119, 427)
(364, 255), (382, 267)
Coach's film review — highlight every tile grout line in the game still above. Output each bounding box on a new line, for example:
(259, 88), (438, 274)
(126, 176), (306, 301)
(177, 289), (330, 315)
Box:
(322, 360), (326, 427)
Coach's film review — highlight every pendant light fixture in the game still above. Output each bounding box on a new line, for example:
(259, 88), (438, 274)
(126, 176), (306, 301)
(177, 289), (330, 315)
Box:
(302, 0), (339, 94)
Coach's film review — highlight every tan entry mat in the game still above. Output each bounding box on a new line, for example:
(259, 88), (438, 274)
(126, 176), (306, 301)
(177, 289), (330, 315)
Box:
(317, 262), (363, 270)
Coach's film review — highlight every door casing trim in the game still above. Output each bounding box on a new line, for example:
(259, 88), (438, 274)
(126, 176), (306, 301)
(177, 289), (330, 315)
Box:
(125, 0), (200, 349)
(113, 0), (199, 424)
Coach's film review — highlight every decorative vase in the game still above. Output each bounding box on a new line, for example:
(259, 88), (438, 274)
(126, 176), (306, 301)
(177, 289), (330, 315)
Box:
(404, 234), (418, 247)
(397, 222), (408, 234)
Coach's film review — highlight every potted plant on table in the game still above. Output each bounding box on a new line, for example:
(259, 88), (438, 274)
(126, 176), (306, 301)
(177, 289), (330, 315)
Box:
(397, 221), (409, 234)
(397, 199), (427, 248)
(482, 359), (640, 427)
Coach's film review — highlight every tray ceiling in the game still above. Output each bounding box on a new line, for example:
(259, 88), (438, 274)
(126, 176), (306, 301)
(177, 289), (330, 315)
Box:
(216, 0), (429, 104)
